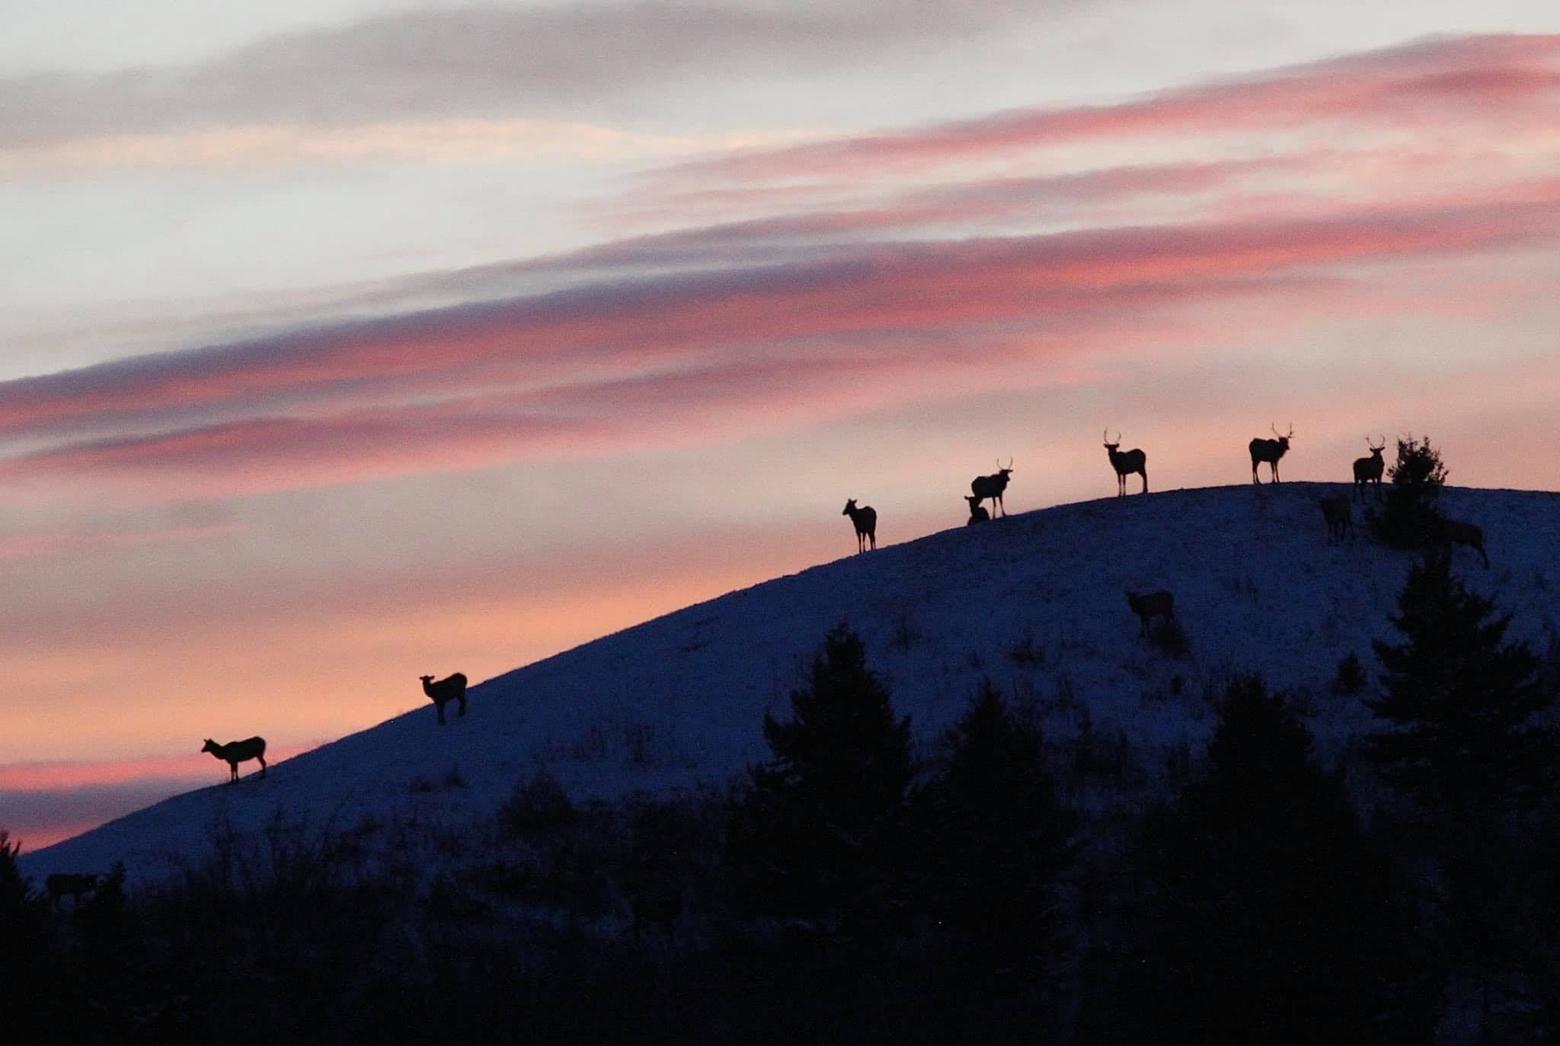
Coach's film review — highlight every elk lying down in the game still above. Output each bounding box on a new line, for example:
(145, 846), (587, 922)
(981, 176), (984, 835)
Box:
(1318, 495), (1353, 543)
(1126, 590), (1175, 637)
(420, 672), (469, 725)
(46, 872), (99, 909)
(1435, 518), (1489, 567)
(202, 736), (267, 783)
(965, 494), (989, 525)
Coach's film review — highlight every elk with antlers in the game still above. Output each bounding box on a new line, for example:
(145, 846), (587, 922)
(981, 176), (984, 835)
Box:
(971, 458), (1014, 517)
(842, 498), (877, 553)
(1249, 424), (1293, 484)
(1353, 435), (1387, 500)
(964, 494), (990, 525)
(1103, 430), (1147, 497)
(1318, 495), (1353, 544)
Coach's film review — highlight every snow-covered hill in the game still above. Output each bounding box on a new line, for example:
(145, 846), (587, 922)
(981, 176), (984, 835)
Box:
(21, 483), (1560, 885)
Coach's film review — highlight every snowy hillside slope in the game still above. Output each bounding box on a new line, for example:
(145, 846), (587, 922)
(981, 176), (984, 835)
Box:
(21, 483), (1560, 885)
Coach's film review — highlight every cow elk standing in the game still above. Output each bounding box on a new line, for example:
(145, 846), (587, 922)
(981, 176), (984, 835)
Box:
(1126, 590), (1176, 637)
(201, 736), (268, 783)
(420, 673), (469, 725)
(1249, 424), (1294, 484)
(971, 458), (1015, 517)
(1318, 495), (1353, 544)
(842, 498), (878, 553)
(1353, 436), (1387, 500)
(964, 494), (990, 525)
(1103, 430), (1148, 496)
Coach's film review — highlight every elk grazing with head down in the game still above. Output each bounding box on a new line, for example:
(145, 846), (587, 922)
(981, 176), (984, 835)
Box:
(1435, 518), (1489, 567)
(1249, 423), (1294, 484)
(1318, 495), (1353, 544)
(420, 672), (468, 725)
(842, 499), (877, 553)
(971, 458), (1014, 517)
(964, 494), (990, 525)
(1126, 590), (1175, 637)
(1103, 430), (1147, 496)
(1353, 436), (1387, 500)
(201, 736), (267, 783)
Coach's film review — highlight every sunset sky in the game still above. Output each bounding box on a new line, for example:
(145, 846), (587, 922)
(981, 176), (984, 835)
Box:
(3, 0), (1559, 847)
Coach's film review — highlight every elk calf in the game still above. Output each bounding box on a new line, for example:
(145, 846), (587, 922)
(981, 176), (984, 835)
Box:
(842, 498), (877, 553)
(1103, 430), (1148, 496)
(1126, 590), (1175, 637)
(1249, 423), (1293, 484)
(964, 494), (989, 525)
(46, 872), (99, 909)
(420, 672), (469, 725)
(1318, 495), (1353, 544)
(201, 736), (267, 783)
(1353, 436), (1387, 500)
(1435, 518), (1489, 567)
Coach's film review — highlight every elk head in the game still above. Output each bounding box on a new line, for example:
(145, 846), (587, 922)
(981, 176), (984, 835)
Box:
(1271, 422), (1294, 450)
(842, 499), (858, 516)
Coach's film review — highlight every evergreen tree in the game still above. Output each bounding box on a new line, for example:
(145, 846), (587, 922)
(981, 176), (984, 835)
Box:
(729, 623), (913, 938)
(914, 680), (1076, 964)
(1113, 676), (1421, 1044)
(1366, 551), (1554, 817)
(1372, 435), (1448, 548)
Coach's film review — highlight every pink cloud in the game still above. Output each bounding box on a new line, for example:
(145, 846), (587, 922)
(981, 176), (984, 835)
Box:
(2, 187), (1558, 499)
(669, 34), (1560, 181)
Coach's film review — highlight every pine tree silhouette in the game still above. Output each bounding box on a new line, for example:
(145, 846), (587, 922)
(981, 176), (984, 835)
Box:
(1114, 676), (1421, 1044)
(914, 679), (1075, 965)
(1365, 552), (1556, 1025)
(729, 623), (912, 939)
(1366, 551), (1554, 816)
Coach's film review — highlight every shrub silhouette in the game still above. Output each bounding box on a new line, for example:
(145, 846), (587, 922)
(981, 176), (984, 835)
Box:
(1333, 651), (1367, 695)
(1371, 435), (1448, 549)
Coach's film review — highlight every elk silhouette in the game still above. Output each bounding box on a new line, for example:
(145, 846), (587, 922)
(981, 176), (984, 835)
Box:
(1249, 423), (1293, 484)
(1126, 590), (1175, 637)
(201, 736), (267, 783)
(1318, 495), (1353, 543)
(1435, 518), (1489, 567)
(971, 458), (1014, 517)
(45, 872), (99, 909)
(420, 672), (469, 725)
(1353, 435), (1387, 500)
(842, 498), (877, 553)
(964, 494), (990, 525)
(1103, 430), (1147, 496)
